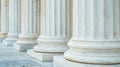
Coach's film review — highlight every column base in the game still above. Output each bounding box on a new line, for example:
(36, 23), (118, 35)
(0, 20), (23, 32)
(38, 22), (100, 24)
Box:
(13, 43), (35, 52)
(0, 38), (5, 42)
(53, 56), (120, 67)
(14, 33), (39, 52)
(3, 33), (19, 46)
(0, 33), (7, 42)
(64, 40), (120, 64)
(27, 49), (63, 62)
(3, 40), (16, 46)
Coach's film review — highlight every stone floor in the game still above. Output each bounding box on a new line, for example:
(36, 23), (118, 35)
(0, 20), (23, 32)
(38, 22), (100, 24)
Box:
(0, 43), (53, 67)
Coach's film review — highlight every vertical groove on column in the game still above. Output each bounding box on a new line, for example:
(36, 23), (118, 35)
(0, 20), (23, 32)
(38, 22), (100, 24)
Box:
(73, 0), (78, 39)
(111, 0), (114, 38)
(47, 0), (50, 36)
(13, 0), (14, 32)
(14, 0), (16, 32)
(62, 0), (65, 36)
(53, 0), (61, 36)
(36, 0), (39, 34)
(41, 0), (44, 35)
(66, 0), (69, 36)
(114, 0), (120, 39)
(44, 0), (46, 35)
(85, 0), (94, 40)
(33, 0), (36, 34)
(113, 0), (120, 39)
(9, 0), (12, 32)
(29, 0), (32, 33)
(119, 0), (120, 38)
(66, 0), (72, 37)
(94, 0), (105, 40)
(42, 0), (46, 35)
(33, 0), (35, 33)
(59, 0), (62, 36)
(78, 0), (85, 40)
(52, 0), (55, 36)
(104, 0), (112, 39)
(24, 0), (27, 33)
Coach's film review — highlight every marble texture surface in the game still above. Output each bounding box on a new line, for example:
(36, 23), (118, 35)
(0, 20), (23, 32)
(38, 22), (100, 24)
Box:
(0, 43), (52, 67)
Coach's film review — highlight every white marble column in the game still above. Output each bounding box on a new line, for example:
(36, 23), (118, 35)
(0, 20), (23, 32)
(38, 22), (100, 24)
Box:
(53, 0), (120, 67)
(14, 0), (40, 52)
(3, 0), (21, 46)
(0, 0), (1, 32)
(27, 0), (72, 61)
(0, 0), (9, 42)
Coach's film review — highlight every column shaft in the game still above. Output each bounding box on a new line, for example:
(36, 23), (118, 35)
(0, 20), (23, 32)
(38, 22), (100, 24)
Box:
(14, 0), (40, 52)
(28, 0), (72, 61)
(64, 0), (120, 65)
(34, 0), (72, 52)
(0, 0), (9, 42)
(3, 0), (21, 46)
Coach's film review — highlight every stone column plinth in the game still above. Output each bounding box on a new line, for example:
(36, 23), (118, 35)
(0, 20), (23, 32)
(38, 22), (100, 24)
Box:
(27, 0), (72, 62)
(14, 0), (40, 52)
(0, 0), (9, 42)
(54, 0), (120, 67)
(3, 0), (21, 46)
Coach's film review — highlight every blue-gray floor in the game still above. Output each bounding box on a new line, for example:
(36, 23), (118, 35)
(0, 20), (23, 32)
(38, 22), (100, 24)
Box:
(0, 43), (52, 67)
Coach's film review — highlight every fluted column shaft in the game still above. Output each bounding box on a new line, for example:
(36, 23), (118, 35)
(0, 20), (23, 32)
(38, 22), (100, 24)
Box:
(14, 0), (40, 52)
(65, 0), (120, 65)
(28, 0), (72, 62)
(34, 0), (72, 52)
(20, 0), (40, 34)
(3, 0), (21, 46)
(0, 0), (9, 42)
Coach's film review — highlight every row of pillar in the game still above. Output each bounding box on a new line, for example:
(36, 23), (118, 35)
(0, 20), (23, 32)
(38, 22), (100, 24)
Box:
(0, 0), (120, 67)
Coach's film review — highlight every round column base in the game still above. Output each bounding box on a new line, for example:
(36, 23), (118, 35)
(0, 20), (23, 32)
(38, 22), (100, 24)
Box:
(0, 38), (6, 43)
(3, 33), (19, 46)
(3, 39), (16, 46)
(34, 36), (69, 53)
(0, 33), (7, 42)
(64, 40), (120, 64)
(54, 56), (120, 67)
(14, 33), (39, 52)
